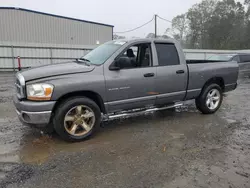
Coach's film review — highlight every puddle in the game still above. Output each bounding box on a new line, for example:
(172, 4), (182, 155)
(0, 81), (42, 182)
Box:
(19, 135), (53, 164)
(13, 109), (228, 165)
(0, 73), (250, 188)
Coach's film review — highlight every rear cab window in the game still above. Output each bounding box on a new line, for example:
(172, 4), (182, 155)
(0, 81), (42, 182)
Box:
(231, 55), (240, 63)
(239, 55), (250, 63)
(155, 43), (180, 66)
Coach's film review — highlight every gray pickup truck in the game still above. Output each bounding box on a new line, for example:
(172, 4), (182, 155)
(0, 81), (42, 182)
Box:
(13, 38), (239, 141)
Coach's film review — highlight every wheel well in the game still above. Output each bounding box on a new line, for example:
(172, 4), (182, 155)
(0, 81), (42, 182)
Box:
(52, 91), (106, 114)
(203, 77), (225, 91)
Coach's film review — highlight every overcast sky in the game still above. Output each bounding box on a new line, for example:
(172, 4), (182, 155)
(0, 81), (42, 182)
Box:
(0, 0), (244, 38)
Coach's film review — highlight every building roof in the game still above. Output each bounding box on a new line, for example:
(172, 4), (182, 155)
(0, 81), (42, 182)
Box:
(0, 7), (114, 28)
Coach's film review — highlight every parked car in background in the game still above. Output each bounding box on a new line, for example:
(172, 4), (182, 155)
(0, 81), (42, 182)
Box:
(208, 53), (250, 63)
(13, 38), (239, 142)
(231, 54), (250, 64)
(208, 53), (250, 72)
(207, 54), (238, 62)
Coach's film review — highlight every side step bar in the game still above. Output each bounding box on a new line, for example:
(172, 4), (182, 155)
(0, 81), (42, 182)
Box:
(103, 103), (183, 121)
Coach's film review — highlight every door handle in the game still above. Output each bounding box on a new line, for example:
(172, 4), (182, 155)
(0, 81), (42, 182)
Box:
(176, 70), (185, 74)
(144, 73), (155, 77)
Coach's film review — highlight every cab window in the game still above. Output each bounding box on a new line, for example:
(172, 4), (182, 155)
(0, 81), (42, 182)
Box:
(116, 43), (152, 69)
(155, 43), (180, 66)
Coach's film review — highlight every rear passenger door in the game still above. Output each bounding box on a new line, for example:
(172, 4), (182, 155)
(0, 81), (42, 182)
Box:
(154, 43), (188, 105)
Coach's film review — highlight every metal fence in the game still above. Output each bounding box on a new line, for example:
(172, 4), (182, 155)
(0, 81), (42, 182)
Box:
(1, 44), (250, 71)
(184, 49), (250, 60)
(0, 44), (92, 71)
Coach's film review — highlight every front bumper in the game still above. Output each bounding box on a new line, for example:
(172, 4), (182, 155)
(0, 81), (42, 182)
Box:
(15, 109), (52, 126)
(13, 95), (56, 126)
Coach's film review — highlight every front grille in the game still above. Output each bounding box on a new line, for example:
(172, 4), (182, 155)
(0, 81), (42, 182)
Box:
(15, 82), (21, 95)
(16, 78), (20, 86)
(15, 73), (25, 99)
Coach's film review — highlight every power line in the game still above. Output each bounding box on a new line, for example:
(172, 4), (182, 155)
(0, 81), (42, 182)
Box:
(157, 15), (172, 24)
(114, 16), (154, 34)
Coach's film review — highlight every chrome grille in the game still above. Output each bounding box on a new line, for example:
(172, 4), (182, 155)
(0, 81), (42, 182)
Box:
(15, 73), (25, 99)
(15, 82), (21, 95)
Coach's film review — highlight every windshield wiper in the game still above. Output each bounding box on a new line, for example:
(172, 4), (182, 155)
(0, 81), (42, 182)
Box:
(79, 57), (90, 62)
(76, 58), (91, 66)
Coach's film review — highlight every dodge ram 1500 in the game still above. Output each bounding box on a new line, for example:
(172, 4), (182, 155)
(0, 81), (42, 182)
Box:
(14, 38), (239, 141)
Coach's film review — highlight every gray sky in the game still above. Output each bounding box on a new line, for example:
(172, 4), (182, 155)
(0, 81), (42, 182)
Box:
(0, 0), (226, 38)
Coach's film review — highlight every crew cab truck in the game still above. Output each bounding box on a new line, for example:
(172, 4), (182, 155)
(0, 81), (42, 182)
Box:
(13, 38), (239, 142)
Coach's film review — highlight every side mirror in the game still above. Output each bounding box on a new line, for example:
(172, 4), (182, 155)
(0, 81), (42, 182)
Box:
(109, 60), (121, 71)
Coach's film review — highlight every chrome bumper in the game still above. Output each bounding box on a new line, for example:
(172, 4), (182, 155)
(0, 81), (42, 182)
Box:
(16, 109), (52, 125)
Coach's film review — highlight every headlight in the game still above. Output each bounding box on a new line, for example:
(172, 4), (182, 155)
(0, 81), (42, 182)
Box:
(26, 83), (54, 101)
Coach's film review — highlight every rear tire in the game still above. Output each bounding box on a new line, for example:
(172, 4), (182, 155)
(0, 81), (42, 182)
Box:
(195, 83), (223, 114)
(53, 97), (101, 142)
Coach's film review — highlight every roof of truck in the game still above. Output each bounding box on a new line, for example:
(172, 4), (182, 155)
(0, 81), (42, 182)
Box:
(114, 38), (177, 44)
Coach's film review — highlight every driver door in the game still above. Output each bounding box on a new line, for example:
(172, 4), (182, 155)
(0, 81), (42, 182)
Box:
(104, 42), (156, 113)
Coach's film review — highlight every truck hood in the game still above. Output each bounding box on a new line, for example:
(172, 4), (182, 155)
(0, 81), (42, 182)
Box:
(21, 61), (95, 81)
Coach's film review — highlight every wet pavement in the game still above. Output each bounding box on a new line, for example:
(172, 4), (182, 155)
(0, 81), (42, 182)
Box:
(0, 72), (250, 188)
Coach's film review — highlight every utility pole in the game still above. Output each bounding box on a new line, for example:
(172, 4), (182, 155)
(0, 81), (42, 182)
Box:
(155, 14), (157, 38)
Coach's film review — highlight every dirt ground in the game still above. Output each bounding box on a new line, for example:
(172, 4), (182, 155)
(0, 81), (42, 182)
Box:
(0, 71), (250, 188)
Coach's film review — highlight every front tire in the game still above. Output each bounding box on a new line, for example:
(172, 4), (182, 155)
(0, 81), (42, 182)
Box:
(53, 97), (101, 142)
(195, 83), (223, 114)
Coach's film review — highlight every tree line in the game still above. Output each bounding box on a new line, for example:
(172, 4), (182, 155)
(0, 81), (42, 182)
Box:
(168, 0), (250, 49)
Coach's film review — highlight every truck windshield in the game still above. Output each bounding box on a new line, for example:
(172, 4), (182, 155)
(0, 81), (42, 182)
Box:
(80, 41), (126, 65)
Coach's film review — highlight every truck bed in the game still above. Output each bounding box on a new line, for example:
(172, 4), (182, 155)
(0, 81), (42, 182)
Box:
(185, 60), (239, 100)
(186, 60), (226, 64)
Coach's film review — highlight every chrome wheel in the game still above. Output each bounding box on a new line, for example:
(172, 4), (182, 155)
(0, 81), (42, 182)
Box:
(64, 105), (95, 136)
(206, 89), (221, 110)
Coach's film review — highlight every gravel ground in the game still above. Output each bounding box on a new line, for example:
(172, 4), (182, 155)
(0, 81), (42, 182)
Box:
(0, 71), (250, 188)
